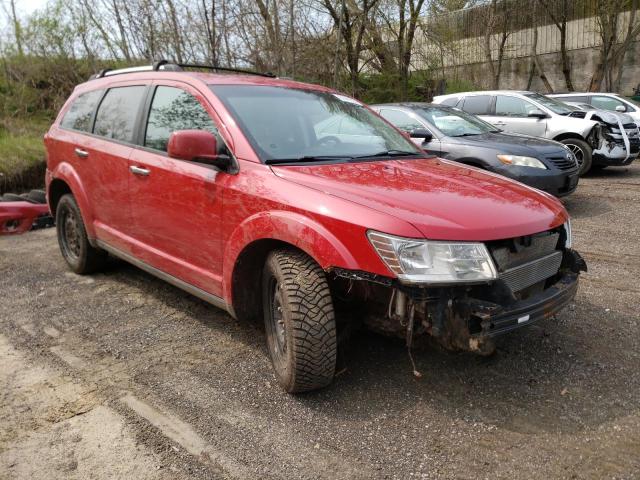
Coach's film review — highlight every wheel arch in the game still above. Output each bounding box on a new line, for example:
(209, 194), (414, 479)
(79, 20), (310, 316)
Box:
(223, 211), (359, 322)
(552, 132), (587, 143)
(47, 163), (96, 239)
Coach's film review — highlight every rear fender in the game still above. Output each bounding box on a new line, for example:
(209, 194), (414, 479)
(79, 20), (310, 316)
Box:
(48, 162), (95, 238)
(222, 211), (358, 302)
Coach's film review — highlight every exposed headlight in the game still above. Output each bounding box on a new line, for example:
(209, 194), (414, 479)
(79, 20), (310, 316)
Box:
(367, 231), (497, 284)
(563, 219), (572, 248)
(497, 155), (548, 169)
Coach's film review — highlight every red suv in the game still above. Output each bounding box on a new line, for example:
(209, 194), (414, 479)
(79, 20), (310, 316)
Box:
(45, 62), (586, 392)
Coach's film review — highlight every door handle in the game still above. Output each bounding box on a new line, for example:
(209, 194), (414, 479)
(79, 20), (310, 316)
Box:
(74, 148), (89, 158)
(129, 166), (150, 176)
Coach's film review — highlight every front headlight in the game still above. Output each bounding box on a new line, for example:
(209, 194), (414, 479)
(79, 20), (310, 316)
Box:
(497, 154), (548, 169)
(367, 231), (498, 284)
(563, 219), (572, 248)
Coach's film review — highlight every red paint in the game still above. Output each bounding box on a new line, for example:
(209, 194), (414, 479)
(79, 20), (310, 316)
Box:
(0, 202), (49, 235)
(45, 71), (569, 310)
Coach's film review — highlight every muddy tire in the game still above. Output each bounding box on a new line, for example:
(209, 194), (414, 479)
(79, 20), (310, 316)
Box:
(56, 194), (107, 274)
(560, 138), (592, 175)
(262, 249), (337, 393)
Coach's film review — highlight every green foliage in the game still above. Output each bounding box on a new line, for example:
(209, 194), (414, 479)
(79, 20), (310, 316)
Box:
(0, 116), (48, 193)
(357, 70), (436, 103)
(444, 77), (479, 94)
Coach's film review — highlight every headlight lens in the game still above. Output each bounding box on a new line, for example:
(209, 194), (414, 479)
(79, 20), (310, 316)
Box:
(563, 219), (572, 248)
(367, 231), (497, 284)
(497, 154), (548, 169)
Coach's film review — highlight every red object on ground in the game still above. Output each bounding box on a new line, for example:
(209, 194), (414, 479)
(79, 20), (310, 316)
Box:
(0, 201), (50, 235)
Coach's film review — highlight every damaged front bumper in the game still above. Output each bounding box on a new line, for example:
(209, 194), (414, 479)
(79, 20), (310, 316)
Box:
(332, 248), (586, 355)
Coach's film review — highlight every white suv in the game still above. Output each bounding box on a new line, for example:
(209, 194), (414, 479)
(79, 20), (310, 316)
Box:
(549, 92), (640, 128)
(433, 90), (600, 174)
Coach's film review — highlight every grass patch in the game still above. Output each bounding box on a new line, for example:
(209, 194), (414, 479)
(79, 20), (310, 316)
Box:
(0, 116), (50, 193)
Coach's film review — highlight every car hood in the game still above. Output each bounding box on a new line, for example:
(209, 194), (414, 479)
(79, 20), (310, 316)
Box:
(447, 132), (565, 156)
(271, 157), (567, 241)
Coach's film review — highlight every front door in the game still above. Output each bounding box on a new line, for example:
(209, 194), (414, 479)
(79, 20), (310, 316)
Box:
(484, 95), (547, 138)
(127, 82), (230, 297)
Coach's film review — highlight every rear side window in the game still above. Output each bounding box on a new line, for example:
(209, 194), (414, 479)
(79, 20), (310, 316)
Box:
(93, 86), (146, 143)
(60, 90), (103, 132)
(144, 86), (218, 152)
(461, 95), (491, 115)
(379, 109), (424, 132)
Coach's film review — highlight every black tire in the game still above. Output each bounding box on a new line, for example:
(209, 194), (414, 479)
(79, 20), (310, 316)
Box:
(262, 249), (337, 393)
(560, 138), (592, 175)
(2, 193), (23, 202)
(55, 194), (107, 274)
(27, 189), (47, 203)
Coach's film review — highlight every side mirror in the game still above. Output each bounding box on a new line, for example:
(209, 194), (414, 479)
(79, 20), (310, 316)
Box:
(167, 130), (233, 171)
(409, 128), (433, 143)
(528, 109), (548, 119)
(615, 105), (626, 112)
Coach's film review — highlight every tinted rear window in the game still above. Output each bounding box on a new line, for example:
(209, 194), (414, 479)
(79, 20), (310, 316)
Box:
(461, 95), (492, 115)
(94, 86), (146, 143)
(60, 90), (103, 132)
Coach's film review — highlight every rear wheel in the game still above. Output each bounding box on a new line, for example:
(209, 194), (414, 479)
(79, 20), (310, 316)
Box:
(56, 194), (107, 274)
(560, 138), (592, 175)
(262, 249), (337, 393)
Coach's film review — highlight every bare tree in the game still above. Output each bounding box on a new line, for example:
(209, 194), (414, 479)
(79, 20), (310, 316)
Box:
(537, 0), (573, 91)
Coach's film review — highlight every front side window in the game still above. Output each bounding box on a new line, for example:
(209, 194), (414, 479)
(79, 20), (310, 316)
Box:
(591, 95), (627, 112)
(461, 95), (492, 115)
(145, 86), (219, 152)
(210, 85), (421, 161)
(414, 107), (498, 137)
(495, 96), (538, 117)
(523, 92), (573, 115)
(93, 86), (146, 142)
(379, 109), (424, 132)
(60, 90), (103, 132)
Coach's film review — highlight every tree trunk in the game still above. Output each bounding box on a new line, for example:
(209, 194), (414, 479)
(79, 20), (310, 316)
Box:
(559, 25), (574, 91)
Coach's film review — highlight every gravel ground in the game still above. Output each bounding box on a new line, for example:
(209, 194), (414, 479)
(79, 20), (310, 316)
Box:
(1, 164), (639, 479)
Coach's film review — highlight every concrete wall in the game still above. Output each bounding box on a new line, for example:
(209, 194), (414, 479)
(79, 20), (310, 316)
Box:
(443, 39), (640, 95)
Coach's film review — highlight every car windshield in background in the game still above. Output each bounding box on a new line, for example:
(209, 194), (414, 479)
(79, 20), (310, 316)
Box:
(524, 92), (575, 115)
(414, 106), (498, 136)
(209, 85), (422, 162)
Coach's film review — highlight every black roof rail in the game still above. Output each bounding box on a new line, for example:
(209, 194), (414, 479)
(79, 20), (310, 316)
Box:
(89, 60), (275, 81)
(174, 62), (276, 78)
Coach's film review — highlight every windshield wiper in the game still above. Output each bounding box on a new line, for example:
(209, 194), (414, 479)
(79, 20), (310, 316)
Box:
(265, 155), (354, 165)
(450, 132), (482, 137)
(351, 150), (422, 160)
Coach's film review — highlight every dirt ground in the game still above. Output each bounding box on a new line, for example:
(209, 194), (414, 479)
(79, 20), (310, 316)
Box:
(1, 164), (640, 480)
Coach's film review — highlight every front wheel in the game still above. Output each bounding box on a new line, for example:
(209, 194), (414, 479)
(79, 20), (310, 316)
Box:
(262, 249), (337, 393)
(560, 138), (592, 175)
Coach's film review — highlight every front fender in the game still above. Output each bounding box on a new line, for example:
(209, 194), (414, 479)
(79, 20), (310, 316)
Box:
(48, 162), (95, 238)
(222, 210), (359, 301)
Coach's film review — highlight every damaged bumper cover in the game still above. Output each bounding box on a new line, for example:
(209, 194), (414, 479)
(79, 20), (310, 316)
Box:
(467, 271), (578, 338)
(332, 248), (586, 354)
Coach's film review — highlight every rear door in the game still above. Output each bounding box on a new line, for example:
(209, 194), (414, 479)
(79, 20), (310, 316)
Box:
(127, 81), (230, 296)
(489, 94), (547, 137)
(84, 83), (148, 250)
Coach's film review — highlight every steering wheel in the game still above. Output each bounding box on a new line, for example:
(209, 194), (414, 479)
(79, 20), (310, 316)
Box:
(316, 135), (342, 148)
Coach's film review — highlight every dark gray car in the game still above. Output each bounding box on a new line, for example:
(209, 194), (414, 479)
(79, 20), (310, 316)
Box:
(372, 103), (580, 197)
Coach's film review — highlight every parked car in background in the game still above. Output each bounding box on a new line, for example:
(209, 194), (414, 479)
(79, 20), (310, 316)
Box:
(433, 91), (601, 174)
(45, 61), (587, 392)
(549, 92), (640, 128)
(372, 103), (579, 197)
(551, 98), (640, 169)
